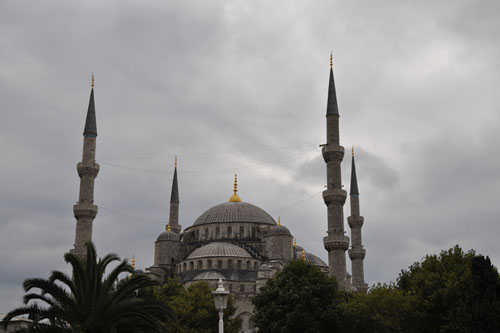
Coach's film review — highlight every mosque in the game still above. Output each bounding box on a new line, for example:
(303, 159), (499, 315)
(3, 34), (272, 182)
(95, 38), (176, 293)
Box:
(69, 57), (368, 332)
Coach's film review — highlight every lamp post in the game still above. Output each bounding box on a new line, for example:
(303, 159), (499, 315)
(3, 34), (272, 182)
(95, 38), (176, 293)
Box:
(212, 278), (229, 333)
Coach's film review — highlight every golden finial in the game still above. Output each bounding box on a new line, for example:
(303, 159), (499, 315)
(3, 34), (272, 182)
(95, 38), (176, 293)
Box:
(91, 73), (95, 89)
(301, 249), (306, 263)
(130, 255), (135, 277)
(330, 53), (333, 68)
(229, 173), (242, 202)
(294, 238), (297, 247)
(352, 146), (354, 157)
(167, 224), (171, 232)
(278, 216), (281, 226)
(175, 155), (178, 168)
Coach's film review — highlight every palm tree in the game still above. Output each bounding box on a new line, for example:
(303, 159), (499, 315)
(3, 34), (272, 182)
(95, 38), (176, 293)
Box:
(3, 242), (171, 332)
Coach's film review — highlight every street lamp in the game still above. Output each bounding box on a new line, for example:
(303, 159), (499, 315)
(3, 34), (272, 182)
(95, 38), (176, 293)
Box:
(212, 278), (229, 333)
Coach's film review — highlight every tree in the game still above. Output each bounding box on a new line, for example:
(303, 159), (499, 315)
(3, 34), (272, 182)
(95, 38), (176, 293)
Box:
(3, 242), (171, 332)
(154, 277), (241, 333)
(252, 260), (343, 333)
(340, 283), (418, 333)
(397, 245), (500, 332)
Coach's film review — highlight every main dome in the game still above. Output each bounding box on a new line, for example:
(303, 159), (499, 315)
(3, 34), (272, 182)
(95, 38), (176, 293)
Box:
(192, 201), (276, 226)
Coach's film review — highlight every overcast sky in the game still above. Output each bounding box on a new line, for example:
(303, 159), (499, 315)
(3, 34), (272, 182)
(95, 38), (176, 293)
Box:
(1, 0), (500, 312)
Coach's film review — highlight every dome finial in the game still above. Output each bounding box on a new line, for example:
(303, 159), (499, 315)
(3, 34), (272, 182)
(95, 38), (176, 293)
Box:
(167, 224), (171, 232)
(294, 238), (297, 247)
(301, 249), (306, 263)
(91, 72), (95, 89)
(330, 53), (333, 68)
(229, 173), (242, 202)
(278, 216), (281, 226)
(130, 255), (135, 277)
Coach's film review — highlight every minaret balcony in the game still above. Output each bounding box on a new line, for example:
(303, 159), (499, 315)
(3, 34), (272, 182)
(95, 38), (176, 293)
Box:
(348, 248), (366, 260)
(347, 216), (364, 228)
(323, 234), (349, 251)
(322, 189), (347, 205)
(77, 162), (100, 177)
(322, 144), (344, 163)
(73, 202), (98, 219)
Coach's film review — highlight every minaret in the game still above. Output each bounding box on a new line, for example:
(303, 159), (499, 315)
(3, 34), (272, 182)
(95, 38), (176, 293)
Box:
(169, 156), (181, 234)
(322, 55), (349, 288)
(70, 74), (99, 258)
(348, 147), (368, 292)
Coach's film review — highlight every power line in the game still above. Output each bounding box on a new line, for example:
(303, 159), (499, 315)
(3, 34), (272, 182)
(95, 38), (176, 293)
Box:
(271, 191), (323, 215)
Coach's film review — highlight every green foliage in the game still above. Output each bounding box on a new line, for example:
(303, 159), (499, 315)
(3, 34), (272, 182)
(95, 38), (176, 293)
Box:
(3, 242), (171, 332)
(252, 260), (343, 333)
(155, 278), (241, 333)
(397, 245), (500, 332)
(340, 283), (418, 333)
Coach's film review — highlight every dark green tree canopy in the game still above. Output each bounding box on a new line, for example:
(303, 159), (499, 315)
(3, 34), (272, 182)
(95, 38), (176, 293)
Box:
(3, 242), (171, 332)
(252, 260), (343, 333)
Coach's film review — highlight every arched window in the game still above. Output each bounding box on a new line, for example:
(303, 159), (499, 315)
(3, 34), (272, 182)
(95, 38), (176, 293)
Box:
(251, 227), (256, 238)
(183, 263), (187, 271)
(240, 284), (245, 292)
(246, 260), (251, 270)
(194, 231), (198, 241)
(228, 259), (233, 269)
(205, 228), (209, 240)
(227, 226), (232, 238)
(208, 260), (212, 269)
(253, 284), (257, 292)
(216, 227), (220, 238)
(197, 260), (203, 269)
(239, 226), (244, 238)
(254, 262), (258, 271)
(217, 260), (223, 269)
(237, 260), (242, 269)
(189, 261), (194, 270)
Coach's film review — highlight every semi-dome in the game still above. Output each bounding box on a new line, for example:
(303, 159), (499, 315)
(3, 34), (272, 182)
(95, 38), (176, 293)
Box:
(192, 201), (276, 226)
(187, 242), (253, 259)
(193, 271), (226, 281)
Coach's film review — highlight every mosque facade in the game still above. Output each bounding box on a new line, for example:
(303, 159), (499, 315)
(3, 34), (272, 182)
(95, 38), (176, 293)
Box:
(70, 58), (368, 332)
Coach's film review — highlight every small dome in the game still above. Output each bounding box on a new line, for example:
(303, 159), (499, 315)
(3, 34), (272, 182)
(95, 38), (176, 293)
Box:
(156, 230), (179, 241)
(191, 202), (276, 226)
(293, 248), (328, 268)
(266, 224), (291, 236)
(187, 242), (252, 259)
(193, 271), (226, 281)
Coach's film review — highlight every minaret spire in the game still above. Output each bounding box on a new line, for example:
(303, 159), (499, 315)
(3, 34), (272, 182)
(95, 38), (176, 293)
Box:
(322, 55), (349, 288)
(71, 75), (100, 258)
(348, 147), (367, 292)
(169, 157), (181, 234)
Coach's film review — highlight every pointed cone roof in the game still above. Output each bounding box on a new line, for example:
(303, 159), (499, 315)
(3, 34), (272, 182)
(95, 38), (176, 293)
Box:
(326, 56), (339, 116)
(350, 151), (359, 195)
(83, 78), (97, 137)
(170, 163), (179, 204)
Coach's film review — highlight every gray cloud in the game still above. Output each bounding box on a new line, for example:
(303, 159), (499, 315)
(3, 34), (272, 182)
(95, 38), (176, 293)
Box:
(1, 0), (500, 312)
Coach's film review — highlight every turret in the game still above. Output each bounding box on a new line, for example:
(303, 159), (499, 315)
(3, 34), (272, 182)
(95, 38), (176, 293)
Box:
(169, 156), (181, 234)
(264, 217), (293, 263)
(347, 147), (368, 292)
(322, 55), (349, 288)
(70, 74), (100, 258)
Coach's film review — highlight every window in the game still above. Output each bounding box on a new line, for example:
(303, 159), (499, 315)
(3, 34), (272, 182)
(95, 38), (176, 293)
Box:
(228, 259), (233, 269)
(246, 260), (251, 270)
(239, 226), (244, 238)
(189, 261), (194, 270)
(251, 227), (256, 238)
(240, 284), (245, 292)
(207, 260), (212, 269)
(183, 263), (186, 271)
(216, 227), (220, 238)
(217, 260), (223, 269)
(229, 284), (233, 292)
(254, 262), (258, 271)
(227, 226), (232, 238)
(197, 260), (203, 269)
(205, 228), (209, 240)
(237, 260), (242, 269)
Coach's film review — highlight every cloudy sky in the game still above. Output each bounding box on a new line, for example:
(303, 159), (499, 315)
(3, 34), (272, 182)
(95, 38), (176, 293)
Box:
(1, 0), (499, 312)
